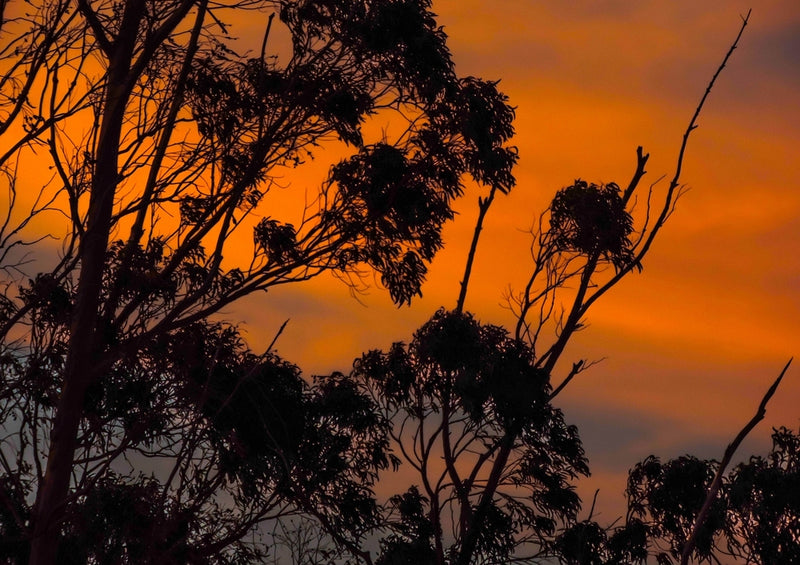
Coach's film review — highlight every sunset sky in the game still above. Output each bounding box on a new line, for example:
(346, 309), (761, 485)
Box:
(2, 0), (796, 528)
(228, 1), (800, 519)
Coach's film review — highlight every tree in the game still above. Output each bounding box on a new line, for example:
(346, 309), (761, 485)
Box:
(335, 152), (665, 563)
(0, 309), (401, 563)
(308, 8), (793, 565)
(0, 0), (515, 562)
(354, 309), (589, 565)
(556, 424), (800, 565)
(1, 3), (794, 565)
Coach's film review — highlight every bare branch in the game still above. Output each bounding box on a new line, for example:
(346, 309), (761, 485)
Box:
(456, 186), (497, 313)
(680, 358), (791, 565)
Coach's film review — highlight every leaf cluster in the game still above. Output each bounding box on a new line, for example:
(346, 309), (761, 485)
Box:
(549, 180), (635, 271)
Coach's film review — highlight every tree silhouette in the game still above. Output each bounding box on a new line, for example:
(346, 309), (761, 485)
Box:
(312, 9), (794, 565)
(352, 309), (589, 564)
(557, 425), (800, 565)
(0, 316), (397, 563)
(0, 0), (514, 562)
(0, 3), (794, 565)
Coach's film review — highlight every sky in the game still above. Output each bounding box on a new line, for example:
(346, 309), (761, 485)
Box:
(1, 0), (796, 529)
(229, 1), (800, 520)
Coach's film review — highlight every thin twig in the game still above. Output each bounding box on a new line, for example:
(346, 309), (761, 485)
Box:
(549, 360), (584, 400)
(583, 9), (751, 315)
(260, 13), (275, 63)
(266, 318), (289, 353)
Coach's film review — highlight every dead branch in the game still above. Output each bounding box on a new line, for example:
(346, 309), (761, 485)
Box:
(680, 358), (792, 565)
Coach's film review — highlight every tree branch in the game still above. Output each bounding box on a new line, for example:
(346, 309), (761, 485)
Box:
(680, 358), (791, 565)
(77, 0), (113, 56)
(456, 186), (497, 313)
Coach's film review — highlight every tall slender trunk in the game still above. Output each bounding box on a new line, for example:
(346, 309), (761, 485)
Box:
(455, 433), (514, 565)
(29, 3), (144, 563)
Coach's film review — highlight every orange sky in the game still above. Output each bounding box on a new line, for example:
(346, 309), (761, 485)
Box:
(229, 1), (800, 520)
(1, 0), (797, 525)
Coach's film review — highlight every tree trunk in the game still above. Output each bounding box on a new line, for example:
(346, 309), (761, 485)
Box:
(455, 434), (514, 565)
(28, 3), (144, 562)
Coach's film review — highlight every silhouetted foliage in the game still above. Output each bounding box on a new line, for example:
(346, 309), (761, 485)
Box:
(626, 455), (724, 564)
(549, 180), (636, 272)
(350, 309), (589, 564)
(0, 473), (30, 564)
(0, 3), (790, 565)
(555, 520), (609, 565)
(59, 474), (210, 565)
(557, 427), (800, 565)
(0, 0), (515, 561)
(2, 315), (399, 563)
(376, 487), (437, 565)
(725, 426), (800, 562)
